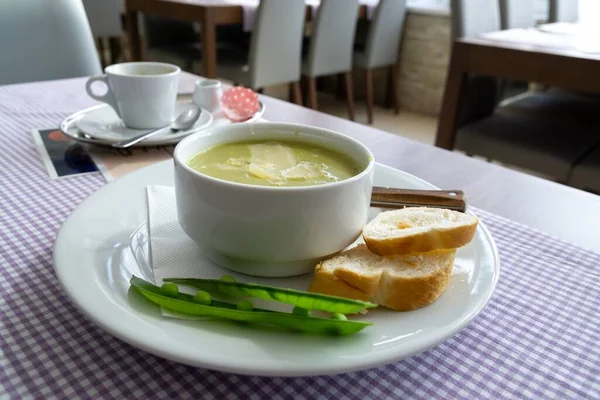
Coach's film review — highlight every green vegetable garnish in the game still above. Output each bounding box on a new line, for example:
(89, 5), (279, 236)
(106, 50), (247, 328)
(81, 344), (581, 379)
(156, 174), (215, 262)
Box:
(331, 313), (347, 321)
(130, 276), (372, 336)
(237, 299), (253, 312)
(292, 306), (310, 317)
(160, 283), (179, 297)
(163, 277), (377, 314)
(193, 291), (211, 305)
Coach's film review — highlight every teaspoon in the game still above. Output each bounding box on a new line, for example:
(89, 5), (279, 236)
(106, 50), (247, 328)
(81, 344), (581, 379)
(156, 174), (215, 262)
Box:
(112, 107), (202, 148)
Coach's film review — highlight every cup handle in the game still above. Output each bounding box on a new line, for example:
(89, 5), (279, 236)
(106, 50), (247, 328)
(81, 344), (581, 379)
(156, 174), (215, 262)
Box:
(85, 75), (121, 118)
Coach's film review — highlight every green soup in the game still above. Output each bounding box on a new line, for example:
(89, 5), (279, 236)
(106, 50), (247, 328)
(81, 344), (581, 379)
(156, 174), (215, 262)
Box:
(188, 140), (360, 187)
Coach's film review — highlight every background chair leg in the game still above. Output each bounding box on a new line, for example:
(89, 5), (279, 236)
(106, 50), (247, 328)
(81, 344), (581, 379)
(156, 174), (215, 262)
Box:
(344, 71), (355, 121)
(365, 69), (374, 124)
(308, 77), (318, 110)
(96, 38), (106, 69)
(300, 75), (308, 106)
(291, 82), (303, 106)
(109, 37), (121, 64)
(389, 65), (399, 114)
(336, 73), (345, 101)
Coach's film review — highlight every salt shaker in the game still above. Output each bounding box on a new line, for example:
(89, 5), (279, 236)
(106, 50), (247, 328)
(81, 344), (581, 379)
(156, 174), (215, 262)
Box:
(192, 79), (222, 113)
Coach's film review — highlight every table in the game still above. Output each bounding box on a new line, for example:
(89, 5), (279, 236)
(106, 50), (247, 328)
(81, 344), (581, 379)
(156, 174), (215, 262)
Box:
(1, 76), (600, 398)
(125, 0), (373, 79)
(436, 25), (600, 150)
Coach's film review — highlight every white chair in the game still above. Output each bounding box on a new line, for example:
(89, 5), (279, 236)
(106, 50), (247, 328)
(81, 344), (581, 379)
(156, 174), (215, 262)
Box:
(303, 0), (359, 120)
(549, 0), (579, 23)
(498, 0), (535, 30)
(451, 0), (500, 39)
(353, 0), (407, 124)
(0, 0), (101, 85)
(448, 0), (600, 182)
(82, 0), (124, 67)
(569, 146), (600, 194)
(217, 0), (306, 105)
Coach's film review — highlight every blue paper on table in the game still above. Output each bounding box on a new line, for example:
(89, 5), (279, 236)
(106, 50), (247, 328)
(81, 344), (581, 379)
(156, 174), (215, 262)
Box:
(31, 128), (98, 179)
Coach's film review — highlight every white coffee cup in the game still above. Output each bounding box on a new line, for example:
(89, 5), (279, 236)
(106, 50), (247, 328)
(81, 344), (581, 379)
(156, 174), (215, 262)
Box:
(86, 62), (181, 130)
(192, 79), (222, 113)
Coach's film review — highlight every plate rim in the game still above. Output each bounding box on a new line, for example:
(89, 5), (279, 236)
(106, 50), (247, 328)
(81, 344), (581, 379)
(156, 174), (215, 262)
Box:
(53, 161), (500, 376)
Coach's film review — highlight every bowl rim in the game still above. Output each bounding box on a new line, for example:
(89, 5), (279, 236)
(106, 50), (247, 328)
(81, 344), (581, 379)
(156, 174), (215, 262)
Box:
(173, 122), (375, 192)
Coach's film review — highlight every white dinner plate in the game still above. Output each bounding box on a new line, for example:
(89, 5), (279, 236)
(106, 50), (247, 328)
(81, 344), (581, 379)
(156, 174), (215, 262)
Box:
(53, 161), (499, 376)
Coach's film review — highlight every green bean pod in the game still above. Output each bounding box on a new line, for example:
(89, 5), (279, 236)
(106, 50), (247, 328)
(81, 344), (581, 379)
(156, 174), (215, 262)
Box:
(131, 276), (372, 336)
(163, 276), (377, 314)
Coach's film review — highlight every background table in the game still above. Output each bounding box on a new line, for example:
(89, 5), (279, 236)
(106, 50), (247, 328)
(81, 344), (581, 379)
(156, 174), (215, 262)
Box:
(1, 76), (599, 398)
(437, 25), (600, 150)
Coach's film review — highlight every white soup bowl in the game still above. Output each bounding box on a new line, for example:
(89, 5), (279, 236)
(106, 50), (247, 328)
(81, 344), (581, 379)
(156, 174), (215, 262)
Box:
(173, 122), (375, 277)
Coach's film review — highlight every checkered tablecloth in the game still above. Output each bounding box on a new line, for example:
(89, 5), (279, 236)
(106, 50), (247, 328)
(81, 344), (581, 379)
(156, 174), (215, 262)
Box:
(1, 78), (599, 399)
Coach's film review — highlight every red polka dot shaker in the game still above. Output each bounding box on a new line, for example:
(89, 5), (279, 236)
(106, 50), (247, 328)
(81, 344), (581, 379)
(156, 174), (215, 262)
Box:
(220, 87), (261, 122)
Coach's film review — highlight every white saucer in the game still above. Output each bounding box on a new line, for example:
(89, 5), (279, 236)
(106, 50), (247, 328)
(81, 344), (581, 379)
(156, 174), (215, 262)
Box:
(61, 101), (266, 147)
(75, 102), (213, 144)
(53, 160), (500, 376)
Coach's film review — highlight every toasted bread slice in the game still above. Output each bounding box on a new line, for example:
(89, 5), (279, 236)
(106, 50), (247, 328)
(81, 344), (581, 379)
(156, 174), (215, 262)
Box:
(308, 244), (456, 311)
(309, 245), (382, 303)
(372, 248), (456, 311)
(362, 208), (478, 256)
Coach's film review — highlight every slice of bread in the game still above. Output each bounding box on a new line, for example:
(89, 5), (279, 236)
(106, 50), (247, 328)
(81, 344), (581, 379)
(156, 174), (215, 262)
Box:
(362, 208), (478, 256)
(308, 244), (456, 311)
(373, 249), (456, 311)
(308, 245), (383, 303)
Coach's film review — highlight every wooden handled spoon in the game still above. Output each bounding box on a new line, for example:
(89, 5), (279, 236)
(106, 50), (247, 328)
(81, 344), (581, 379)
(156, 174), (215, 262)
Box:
(370, 187), (467, 212)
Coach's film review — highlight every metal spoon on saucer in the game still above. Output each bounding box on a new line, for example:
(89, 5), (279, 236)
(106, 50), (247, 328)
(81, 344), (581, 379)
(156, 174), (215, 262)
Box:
(112, 106), (202, 148)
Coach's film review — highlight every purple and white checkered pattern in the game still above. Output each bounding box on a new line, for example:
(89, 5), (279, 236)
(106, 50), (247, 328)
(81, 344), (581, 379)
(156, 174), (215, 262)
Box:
(1, 79), (599, 399)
